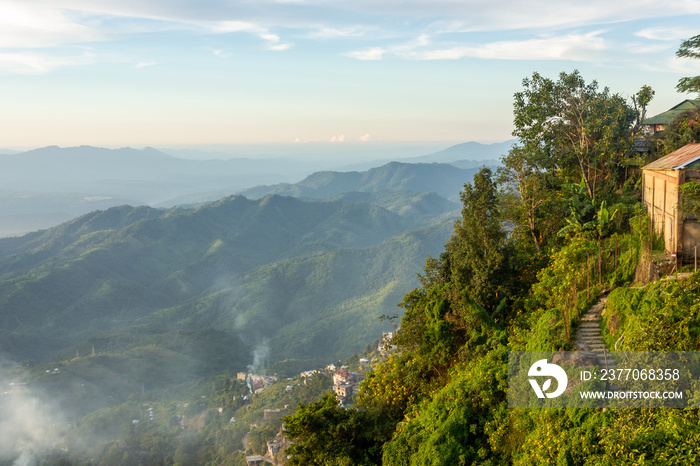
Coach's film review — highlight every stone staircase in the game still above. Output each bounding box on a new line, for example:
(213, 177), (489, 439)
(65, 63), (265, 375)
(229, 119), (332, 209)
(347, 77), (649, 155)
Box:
(574, 294), (616, 370)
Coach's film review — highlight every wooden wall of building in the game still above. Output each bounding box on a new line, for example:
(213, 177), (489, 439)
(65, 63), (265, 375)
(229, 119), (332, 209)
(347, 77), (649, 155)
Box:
(642, 169), (684, 254)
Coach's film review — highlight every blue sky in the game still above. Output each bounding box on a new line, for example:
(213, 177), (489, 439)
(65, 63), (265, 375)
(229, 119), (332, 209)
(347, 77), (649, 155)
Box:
(1, 0), (699, 151)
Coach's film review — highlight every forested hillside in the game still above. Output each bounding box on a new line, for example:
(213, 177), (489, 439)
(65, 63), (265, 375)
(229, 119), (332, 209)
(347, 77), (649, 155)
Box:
(0, 179), (461, 464)
(0, 193), (456, 363)
(282, 61), (700, 465)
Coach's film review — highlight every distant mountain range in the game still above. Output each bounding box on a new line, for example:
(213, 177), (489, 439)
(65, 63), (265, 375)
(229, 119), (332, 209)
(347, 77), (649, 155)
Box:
(239, 162), (487, 202)
(0, 142), (507, 237)
(0, 145), (312, 198)
(404, 140), (514, 164)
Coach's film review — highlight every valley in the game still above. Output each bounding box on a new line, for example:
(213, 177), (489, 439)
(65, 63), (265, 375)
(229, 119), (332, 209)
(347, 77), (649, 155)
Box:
(0, 142), (502, 464)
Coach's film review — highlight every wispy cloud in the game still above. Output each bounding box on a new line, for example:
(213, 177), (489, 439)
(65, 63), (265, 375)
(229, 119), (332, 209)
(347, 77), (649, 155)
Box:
(346, 31), (609, 62)
(341, 0), (700, 32)
(0, 50), (94, 74)
(210, 20), (291, 50)
(421, 32), (607, 61)
(344, 47), (385, 60)
(134, 61), (156, 68)
(635, 27), (699, 42)
(0, 0), (699, 75)
(307, 25), (375, 40)
(211, 48), (233, 58)
(642, 56), (700, 75)
(0, 2), (106, 48)
(0, 2), (295, 73)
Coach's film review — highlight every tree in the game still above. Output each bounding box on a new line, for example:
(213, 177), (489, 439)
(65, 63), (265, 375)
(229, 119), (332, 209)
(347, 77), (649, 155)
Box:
(512, 70), (640, 201)
(446, 167), (508, 312)
(498, 145), (555, 252)
(283, 394), (391, 465)
(676, 34), (700, 95)
(631, 85), (655, 135)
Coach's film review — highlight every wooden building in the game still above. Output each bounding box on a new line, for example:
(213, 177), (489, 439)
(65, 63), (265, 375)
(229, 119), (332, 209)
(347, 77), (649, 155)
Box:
(642, 143), (700, 257)
(642, 99), (700, 134)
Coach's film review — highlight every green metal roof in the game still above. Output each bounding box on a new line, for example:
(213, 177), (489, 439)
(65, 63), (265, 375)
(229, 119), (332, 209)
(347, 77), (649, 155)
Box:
(643, 99), (700, 126)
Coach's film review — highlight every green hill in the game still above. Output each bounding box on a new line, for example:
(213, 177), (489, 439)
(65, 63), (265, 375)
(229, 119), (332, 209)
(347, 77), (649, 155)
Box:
(0, 194), (453, 364)
(240, 161), (482, 201)
(325, 190), (459, 224)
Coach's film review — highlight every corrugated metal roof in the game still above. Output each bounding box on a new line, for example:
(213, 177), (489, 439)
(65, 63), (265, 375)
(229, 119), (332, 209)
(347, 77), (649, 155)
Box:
(643, 99), (700, 126)
(642, 143), (700, 170)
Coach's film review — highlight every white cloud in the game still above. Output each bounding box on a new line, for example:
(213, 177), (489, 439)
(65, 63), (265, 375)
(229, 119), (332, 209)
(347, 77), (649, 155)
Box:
(635, 27), (699, 42)
(211, 20), (291, 50)
(134, 61), (156, 67)
(330, 134), (345, 142)
(344, 47), (385, 60)
(346, 31), (610, 62)
(269, 42), (292, 51)
(211, 20), (262, 35)
(338, 0), (700, 32)
(0, 50), (94, 74)
(307, 25), (375, 40)
(211, 48), (232, 58)
(0, 2), (105, 48)
(1, 0), (698, 74)
(359, 133), (371, 142)
(420, 32), (607, 61)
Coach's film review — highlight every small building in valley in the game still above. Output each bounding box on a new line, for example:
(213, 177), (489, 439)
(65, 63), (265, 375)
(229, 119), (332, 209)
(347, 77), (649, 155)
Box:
(642, 143), (700, 257)
(263, 407), (287, 421)
(246, 455), (266, 466)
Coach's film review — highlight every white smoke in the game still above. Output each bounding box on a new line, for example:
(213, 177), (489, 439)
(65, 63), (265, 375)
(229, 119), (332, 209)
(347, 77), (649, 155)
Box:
(246, 341), (270, 375)
(0, 389), (65, 464)
(12, 451), (36, 466)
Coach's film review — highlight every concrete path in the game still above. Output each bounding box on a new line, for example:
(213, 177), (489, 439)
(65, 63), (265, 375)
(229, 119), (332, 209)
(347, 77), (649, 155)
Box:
(573, 294), (616, 370)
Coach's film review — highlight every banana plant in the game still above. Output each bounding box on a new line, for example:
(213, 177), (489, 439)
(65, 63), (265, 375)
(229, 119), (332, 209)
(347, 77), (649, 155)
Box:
(558, 178), (617, 238)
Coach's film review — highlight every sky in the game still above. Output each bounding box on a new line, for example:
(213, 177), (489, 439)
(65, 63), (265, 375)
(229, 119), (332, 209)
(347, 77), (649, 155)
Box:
(1, 0), (700, 151)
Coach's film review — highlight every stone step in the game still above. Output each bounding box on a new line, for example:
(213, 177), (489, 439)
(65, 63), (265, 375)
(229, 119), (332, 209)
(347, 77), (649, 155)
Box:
(574, 295), (611, 356)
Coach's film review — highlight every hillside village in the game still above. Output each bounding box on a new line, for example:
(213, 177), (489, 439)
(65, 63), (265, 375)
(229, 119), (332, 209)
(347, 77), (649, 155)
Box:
(238, 353), (381, 464)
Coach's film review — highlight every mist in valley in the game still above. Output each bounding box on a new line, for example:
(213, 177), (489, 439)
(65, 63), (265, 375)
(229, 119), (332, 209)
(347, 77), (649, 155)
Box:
(0, 140), (506, 463)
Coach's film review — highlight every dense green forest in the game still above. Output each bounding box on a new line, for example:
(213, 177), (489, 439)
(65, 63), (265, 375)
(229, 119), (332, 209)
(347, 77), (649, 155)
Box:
(281, 37), (700, 465)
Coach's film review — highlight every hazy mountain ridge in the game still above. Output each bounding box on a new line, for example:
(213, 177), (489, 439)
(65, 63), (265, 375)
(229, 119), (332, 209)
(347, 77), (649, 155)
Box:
(0, 142), (505, 237)
(239, 161), (484, 202)
(406, 139), (514, 164)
